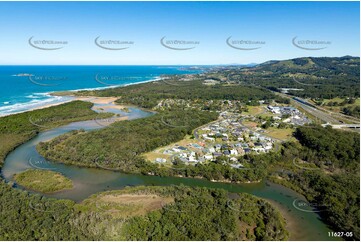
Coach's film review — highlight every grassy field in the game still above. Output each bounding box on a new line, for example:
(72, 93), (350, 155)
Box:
(322, 97), (359, 106)
(78, 191), (174, 219)
(312, 97), (360, 113)
(14, 169), (73, 193)
(242, 120), (258, 128)
(265, 127), (294, 141)
(258, 113), (276, 119)
(242, 106), (265, 116)
(143, 152), (171, 162)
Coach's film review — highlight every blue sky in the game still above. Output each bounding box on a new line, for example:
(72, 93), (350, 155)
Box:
(0, 1), (359, 65)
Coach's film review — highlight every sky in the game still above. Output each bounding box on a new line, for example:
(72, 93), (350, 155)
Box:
(0, 1), (359, 65)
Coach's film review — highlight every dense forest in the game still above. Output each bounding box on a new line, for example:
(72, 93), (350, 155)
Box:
(0, 180), (89, 240)
(0, 181), (289, 240)
(0, 101), (110, 165)
(270, 125), (360, 240)
(120, 186), (288, 240)
(0, 101), (111, 239)
(73, 80), (276, 109)
(0, 102), (110, 239)
(293, 125), (359, 171)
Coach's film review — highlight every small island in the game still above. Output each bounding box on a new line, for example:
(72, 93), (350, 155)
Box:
(14, 169), (73, 193)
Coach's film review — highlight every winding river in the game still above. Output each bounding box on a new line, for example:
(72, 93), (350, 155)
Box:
(1, 103), (339, 241)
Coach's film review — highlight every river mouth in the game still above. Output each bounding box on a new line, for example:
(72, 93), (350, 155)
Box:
(1, 102), (338, 241)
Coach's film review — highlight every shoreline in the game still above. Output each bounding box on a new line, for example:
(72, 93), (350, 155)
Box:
(0, 98), (75, 118)
(265, 198), (305, 241)
(0, 77), (164, 118)
(0, 96), (130, 118)
(0, 65), (207, 118)
(51, 76), (163, 96)
(264, 198), (297, 239)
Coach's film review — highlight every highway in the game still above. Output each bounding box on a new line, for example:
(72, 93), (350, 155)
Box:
(291, 97), (342, 124)
(271, 91), (357, 125)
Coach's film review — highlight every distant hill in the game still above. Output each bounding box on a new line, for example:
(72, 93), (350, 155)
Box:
(255, 56), (359, 75)
(229, 56), (360, 99)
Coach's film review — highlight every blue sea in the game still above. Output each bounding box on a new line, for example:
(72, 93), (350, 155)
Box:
(0, 66), (202, 116)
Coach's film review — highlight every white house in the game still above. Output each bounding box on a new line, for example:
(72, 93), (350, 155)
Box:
(230, 157), (238, 162)
(188, 155), (197, 162)
(204, 154), (213, 160)
(268, 106), (281, 114)
(204, 137), (215, 142)
(155, 158), (166, 163)
(230, 149), (238, 155)
(283, 118), (291, 123)
(253, 147), (265, 153)
(179, 153), (187, 158)
(263, 142), (273, 150)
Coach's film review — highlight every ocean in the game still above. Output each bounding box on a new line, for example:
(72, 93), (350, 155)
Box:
(0, 66), (201, 116)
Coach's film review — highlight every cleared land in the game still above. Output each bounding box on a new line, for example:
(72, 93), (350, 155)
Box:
(266, 127), (294, 141)
(242, 106), (265, 116)
(81, 193), (174, 218)
(143, 136), (194, 163)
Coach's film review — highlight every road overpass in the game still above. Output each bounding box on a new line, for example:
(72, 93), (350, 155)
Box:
(322, 123), (360, 129)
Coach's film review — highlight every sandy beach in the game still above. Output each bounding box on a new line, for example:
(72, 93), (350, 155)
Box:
(0, 96), (126, 117)
(73, 96), (129, 113)
(73, 96), (120, 105)
(0, 98), (74, 117)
